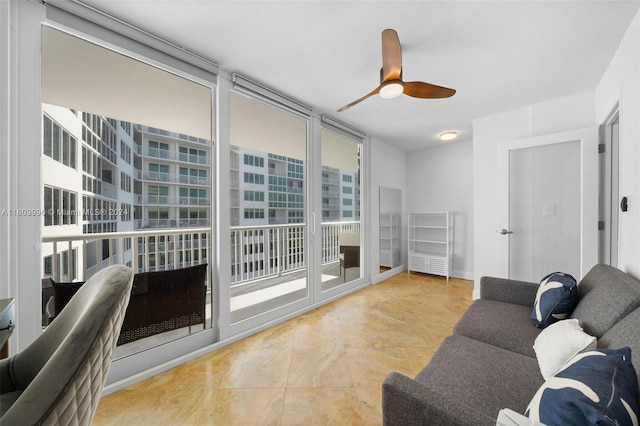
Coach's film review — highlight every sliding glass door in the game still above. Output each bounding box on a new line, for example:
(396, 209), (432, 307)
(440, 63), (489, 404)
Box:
(228, 91), (310, 324)
(315, 127), (364, 300)
(41, 25), (216, 374)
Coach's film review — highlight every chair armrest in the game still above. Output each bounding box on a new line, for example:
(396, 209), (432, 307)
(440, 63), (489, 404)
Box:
(480, 276), (539, 307)
(382, 372), (495, 426)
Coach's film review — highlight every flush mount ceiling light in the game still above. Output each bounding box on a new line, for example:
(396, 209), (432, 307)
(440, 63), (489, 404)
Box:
(439, 131), (458, 141)
(379, 81), (404, 99)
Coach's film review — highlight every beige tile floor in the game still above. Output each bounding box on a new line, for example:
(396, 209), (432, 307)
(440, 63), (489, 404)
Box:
(93, 272), (474, 425)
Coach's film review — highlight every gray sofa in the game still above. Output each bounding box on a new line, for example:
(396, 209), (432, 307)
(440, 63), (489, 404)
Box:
(382, 264), (640, 425)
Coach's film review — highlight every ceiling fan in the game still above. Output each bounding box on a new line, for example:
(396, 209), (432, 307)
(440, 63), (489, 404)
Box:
(337, 29), (456, 112)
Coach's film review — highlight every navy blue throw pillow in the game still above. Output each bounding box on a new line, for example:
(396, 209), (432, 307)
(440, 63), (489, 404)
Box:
(525, 347), (639, 426)
(531, 272), (578, 328)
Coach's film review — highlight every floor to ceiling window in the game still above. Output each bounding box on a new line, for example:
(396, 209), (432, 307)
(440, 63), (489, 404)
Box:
(228, 91), (310, 324)
(37, 2), (368, 386)
(40, 24), (216, 368)
(319, 128), (363, 293)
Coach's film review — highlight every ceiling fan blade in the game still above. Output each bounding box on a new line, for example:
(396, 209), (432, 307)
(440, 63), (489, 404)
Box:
(381, 29), (402, 82)
(337, 86), (381, 112)
(403, 81), (456, 99)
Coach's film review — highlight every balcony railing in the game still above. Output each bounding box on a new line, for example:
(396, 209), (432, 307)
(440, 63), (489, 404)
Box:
(138, 147), (210, 166)
(135, 218), (210, 229)
(42, 221), (360, 286)
(134, 195), (210, 206)
(135, 170), (209, 186)
(141, 126), (210, 146)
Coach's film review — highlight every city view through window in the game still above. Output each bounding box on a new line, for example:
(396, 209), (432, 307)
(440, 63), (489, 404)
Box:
(41, 100), (362, 352)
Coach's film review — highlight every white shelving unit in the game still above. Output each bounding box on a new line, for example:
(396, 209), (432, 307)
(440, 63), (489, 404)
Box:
(379, 213), (400, 268)
(408, 211), (452, 280)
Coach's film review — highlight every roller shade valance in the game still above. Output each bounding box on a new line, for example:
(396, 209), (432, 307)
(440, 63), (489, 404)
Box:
(42, 25), (213, 140)
(45, 0), (218, 81)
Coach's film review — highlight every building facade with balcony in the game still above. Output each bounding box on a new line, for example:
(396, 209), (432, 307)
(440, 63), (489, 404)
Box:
(41, 104), (212, 281)
(133, 125), (211, 230)
(41, 105), (359, 284)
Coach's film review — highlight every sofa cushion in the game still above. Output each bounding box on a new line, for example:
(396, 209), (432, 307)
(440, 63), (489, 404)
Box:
(531, 272), (578, 328)
(415, 335), (544, 421)
(453, 299), (541, 358)
(525, 348), (639, 426)
(599, 307), (640, 397)
(532, 318), (597, 380)
(570, 264), (640, 337)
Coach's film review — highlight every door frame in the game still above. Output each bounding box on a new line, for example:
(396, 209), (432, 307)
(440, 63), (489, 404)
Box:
(497, 127), (599, 280)
(598, 106), (620, 267)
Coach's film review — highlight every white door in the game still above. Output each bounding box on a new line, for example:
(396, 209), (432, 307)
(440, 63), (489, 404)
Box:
(497, 128), (599, 282)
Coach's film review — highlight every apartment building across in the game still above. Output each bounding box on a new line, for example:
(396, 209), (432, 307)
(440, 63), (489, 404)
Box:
(41, 104), (360, 282)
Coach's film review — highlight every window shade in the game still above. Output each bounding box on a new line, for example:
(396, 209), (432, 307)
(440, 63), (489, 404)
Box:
(43, 1), (215, 140)
(45, 0), (218, 81)
(321, 115), (364, 173)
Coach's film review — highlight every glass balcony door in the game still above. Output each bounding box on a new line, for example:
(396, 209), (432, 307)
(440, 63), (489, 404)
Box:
(227, 91), (311, 326)
(41, 23), (217, 382)
(314, 127), (365, 301)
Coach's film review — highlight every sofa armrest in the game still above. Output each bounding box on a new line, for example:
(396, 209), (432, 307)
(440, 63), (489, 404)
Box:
(382, 372), (495, 426)
(480, 276), (539, 307)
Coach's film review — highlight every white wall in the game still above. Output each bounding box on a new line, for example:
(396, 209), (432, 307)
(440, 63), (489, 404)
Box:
(595, 10), (640, 279)
(407, 140), (474, 280)
(369, 136), (408, 283)
(472, 91), (596, 298)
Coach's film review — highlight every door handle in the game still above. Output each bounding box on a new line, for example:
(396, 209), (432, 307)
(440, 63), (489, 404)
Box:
(500, 229), (513, 235)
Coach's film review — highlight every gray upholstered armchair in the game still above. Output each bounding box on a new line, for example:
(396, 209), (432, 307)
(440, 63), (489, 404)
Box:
(0, 264), (134, 425)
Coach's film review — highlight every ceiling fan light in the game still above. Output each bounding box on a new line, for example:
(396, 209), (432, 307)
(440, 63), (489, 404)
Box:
(439, 131), (458, 141)
(379, 82), (403, 99)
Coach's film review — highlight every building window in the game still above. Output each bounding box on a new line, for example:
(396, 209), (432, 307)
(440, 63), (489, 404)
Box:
(120, 140), (131, 164)
(268, 176), (286, 192)
(179, 187), (207, 205)
(244, 172), (265, 185)
(244, 208), (265, 219)
(343, 186), (352, 194)
(120, 203), (131, 222)
(44, 186), (77, 226)
(342, 174), (352, 183)
(148, 163), (170, 181)
(269, 192), (287, 207)
(148, 208), (169, 221)
(244, 190), (265, 202)
(244, 154), (264, 167)
(179, 167), (207, 185)
(43, 114), (76, 169)
(343, 210), (353, 218)
(147, 185), (169, 204)
(343, 198), (353, 206)
(148, 140), (169, 159)
(179, 146), (207, 164)
(287, 162), (303, 179)
(120, 172), (132, 192)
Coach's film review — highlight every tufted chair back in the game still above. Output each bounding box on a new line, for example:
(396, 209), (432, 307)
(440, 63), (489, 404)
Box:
(0, 264), (134, 425)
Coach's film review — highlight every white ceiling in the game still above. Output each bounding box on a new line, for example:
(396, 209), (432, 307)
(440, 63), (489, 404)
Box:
(81, 0), (639, 152)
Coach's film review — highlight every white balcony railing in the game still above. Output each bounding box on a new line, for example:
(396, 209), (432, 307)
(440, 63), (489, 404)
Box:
(135, 170), (209, 186)
(42, 221), (360, 286)
(140, 147), (210, 166)
(134, 195), (210, 206)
